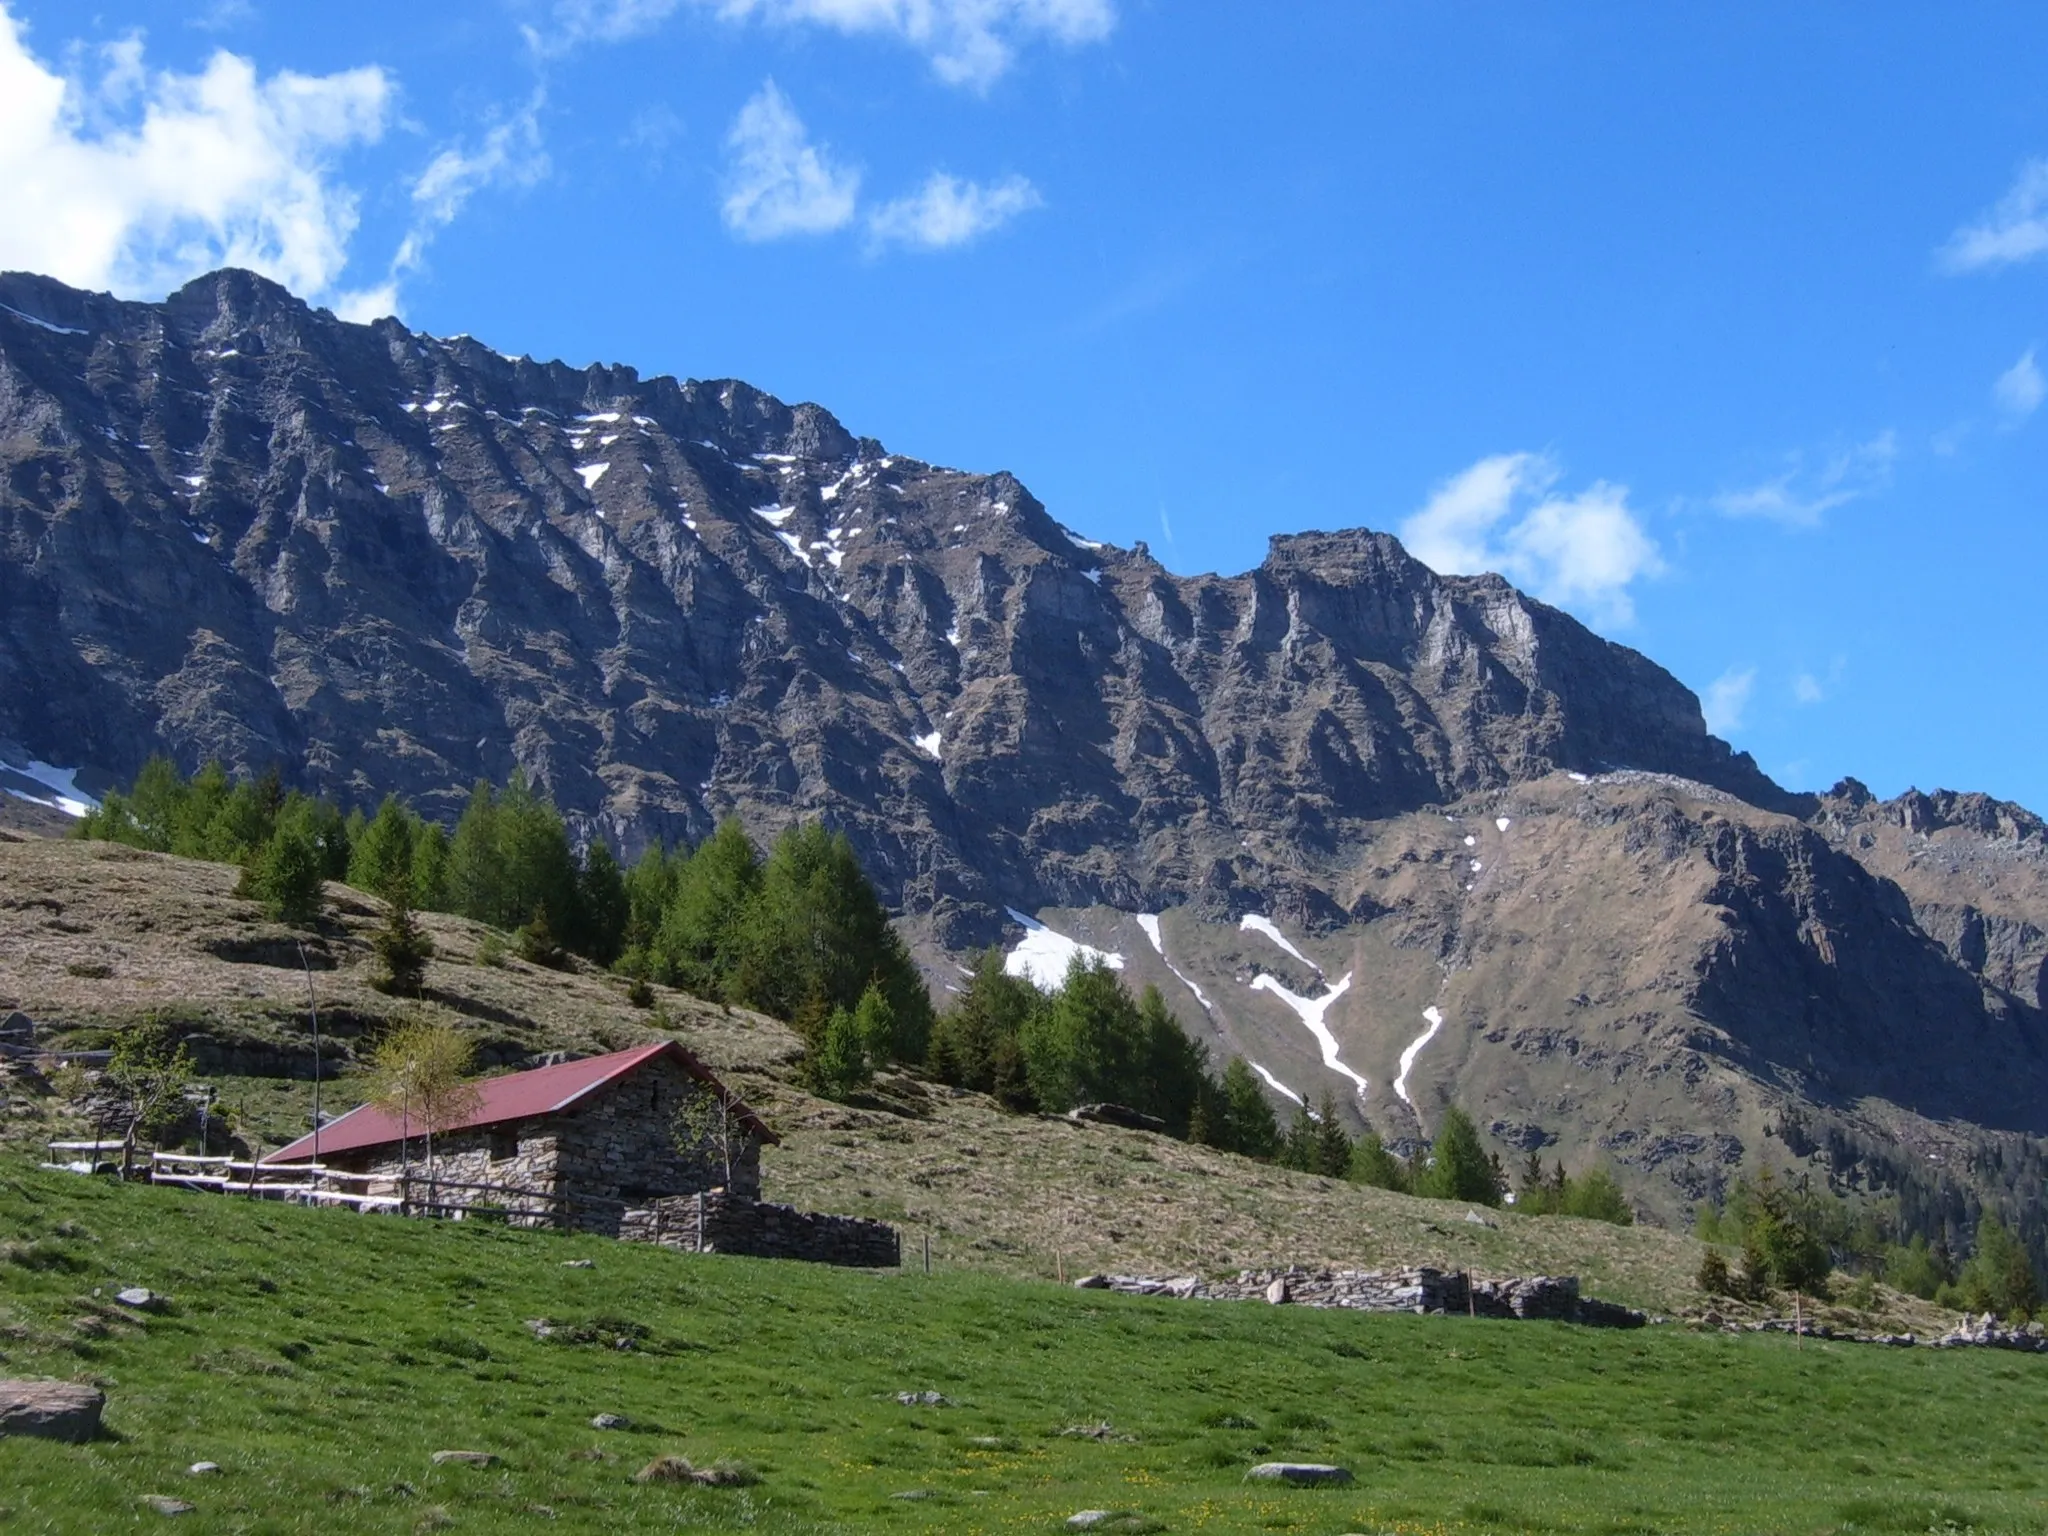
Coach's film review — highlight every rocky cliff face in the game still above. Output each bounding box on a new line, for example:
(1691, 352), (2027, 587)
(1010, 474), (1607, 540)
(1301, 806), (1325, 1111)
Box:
(4, 267), (2044, 1232)
(0, 267), (1781, 945)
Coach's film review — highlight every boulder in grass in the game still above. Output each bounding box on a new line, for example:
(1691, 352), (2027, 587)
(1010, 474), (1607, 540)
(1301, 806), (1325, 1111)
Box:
(141, 1495), (195, 1516)
(1246, 1462), (1354, 1486)
(430, 1450), (498, 1467)
(634, 1455), (758, 1487)
(115, 1288), (167, 1313)
(589, 1413), (630, 1431)
(0, 1379), (105, 1442)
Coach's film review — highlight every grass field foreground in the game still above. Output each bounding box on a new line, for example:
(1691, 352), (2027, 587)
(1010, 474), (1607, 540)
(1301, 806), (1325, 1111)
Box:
(0, 1166), (2043, 1534)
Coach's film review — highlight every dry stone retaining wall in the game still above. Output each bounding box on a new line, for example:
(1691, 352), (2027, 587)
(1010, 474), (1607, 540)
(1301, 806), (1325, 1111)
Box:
(1077, 1267), (1646, 1327)
(619, 1192), (900, 1268)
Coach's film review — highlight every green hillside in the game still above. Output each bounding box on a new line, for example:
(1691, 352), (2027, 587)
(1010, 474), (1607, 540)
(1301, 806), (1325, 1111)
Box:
(2, 1166), (2045, 1535)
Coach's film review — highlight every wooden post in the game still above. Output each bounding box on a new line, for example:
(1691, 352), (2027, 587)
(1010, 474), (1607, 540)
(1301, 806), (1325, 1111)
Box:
(1794, 1291), (1802, 1346)
(923, 1233), (931, 1275)
(1056, 1250), (1064, 1284)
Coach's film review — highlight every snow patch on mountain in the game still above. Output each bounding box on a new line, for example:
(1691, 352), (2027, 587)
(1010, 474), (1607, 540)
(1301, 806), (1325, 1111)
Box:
(0, 756), (98, 816)
(1248, 1061), (1305, 1107)
(1394, 1006), (1446, 1109)
(1135, 913), (1214, 1012)
(1239, 914), (1320, 975)
(1004, 908), (1123, 991)
(1249, 971), (1365, 1097)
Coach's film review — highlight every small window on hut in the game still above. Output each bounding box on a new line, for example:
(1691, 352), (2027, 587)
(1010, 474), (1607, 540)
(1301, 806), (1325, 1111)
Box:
(488, 1130), (518, 1163)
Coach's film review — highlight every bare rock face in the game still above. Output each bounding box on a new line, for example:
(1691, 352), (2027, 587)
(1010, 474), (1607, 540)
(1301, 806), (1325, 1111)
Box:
(0, 268), (1779, 950)
(0, 1378), (105, 1442)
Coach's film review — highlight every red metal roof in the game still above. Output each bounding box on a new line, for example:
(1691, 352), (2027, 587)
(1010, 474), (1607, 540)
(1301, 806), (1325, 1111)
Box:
(264, 1039), (778, 1164)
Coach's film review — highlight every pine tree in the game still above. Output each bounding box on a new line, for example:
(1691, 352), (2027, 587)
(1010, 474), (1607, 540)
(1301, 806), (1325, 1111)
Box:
(1420, 1106), (1500, 1205)
(1019, 954), (1145, 1112)
(1312, 1091), (1353, 1177)
(806, 1005), (870, 1099)
(1277, 1100), (1318, 1171)
(126, 755), (187, 852)
(1956, 1213), (2038, 1320)
(515, 904), (567, 969)
(1349, 1129), (1409, 1191)
(447, 780), (504, 925)
(852, 982), (898, 1068)
(245, 825), (326, 927)
(573, 839), (629, 966)
(370, 874), (436, 996)
(349, 795), (417, 897)
(1218, 1057), (1279, 1160)
(410, 821), (451, 910)
(654, 818), (761, 998)
(927, 948), (1042, 1094)
(1135, 984), (1208, 1136)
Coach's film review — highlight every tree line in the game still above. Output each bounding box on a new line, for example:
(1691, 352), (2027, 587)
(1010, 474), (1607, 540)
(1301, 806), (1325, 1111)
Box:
(76, 758), (933, 1074)
(73, 759), (1644, 1226)
(1695, 1167), (2040, 1318)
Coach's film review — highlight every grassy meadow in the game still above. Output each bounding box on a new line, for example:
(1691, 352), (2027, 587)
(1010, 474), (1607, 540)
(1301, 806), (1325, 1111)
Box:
(0, 1165), (2043, 1535)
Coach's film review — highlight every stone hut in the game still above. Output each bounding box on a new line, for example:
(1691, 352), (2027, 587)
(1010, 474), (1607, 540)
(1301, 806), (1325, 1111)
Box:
(263, 1040), (775, 1233)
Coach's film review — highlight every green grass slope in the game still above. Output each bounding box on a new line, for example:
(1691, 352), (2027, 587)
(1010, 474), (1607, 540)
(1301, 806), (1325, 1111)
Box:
(2, 1167), (2044, 1535)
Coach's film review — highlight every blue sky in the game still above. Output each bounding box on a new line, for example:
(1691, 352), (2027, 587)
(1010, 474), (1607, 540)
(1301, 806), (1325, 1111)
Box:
(4, 2), (2046, 809)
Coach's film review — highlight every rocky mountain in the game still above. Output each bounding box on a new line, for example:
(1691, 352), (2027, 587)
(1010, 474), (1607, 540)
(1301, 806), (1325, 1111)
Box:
(3, 267), (2044, 1237)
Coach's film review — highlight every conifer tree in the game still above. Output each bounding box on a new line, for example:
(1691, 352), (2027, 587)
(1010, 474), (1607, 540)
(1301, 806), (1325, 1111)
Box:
(410, 821), (451, 910)
(1218, 1057), (1279, 1160)
(447, 780), (504, 925)
(573, 839), (629, 966)
(927, 948), (1042, 1095)
(1277, 1100), (1318, 1171)
(654, 818), (761, 998)
(1349, 1129), (1409, 1191)
(1956, 1213), (2038, 1320)
(852, 982), (898, 1067)
(1020, 954), (1145, 1112)
(349, 795), (417, 896)
(1136, 984), (1208, 1136)
(244, 824), (326, 926)
(806, 1005), (870, 1099)
(1420, 1105), (1500, 1205)
(370, 874), (436, 996)
(1312, 1090), (1354, 1177)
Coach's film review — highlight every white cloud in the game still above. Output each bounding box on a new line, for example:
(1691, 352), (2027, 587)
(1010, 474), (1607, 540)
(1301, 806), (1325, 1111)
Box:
(539, 0), (1114, 88)
(1940, 159), (2048, 273)
(719, 80), (859, 240)
(330, 97), (551, 324)
(1994, 347), (2044, 422)
(1701, 668), (1756, 737)
(1399, 452), (1663, 626)
(866, 171), (1039, 249)
(1710, 431), (1896, 528)
(1792, 672), (1824, 705)
(0, 5), (391, 301)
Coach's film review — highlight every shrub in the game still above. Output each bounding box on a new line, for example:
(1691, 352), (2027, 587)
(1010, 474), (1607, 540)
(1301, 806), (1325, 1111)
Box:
(515, 906), (567, 969)
(1697, 1249), (1734, 1297)
(370, 880), (435, 996)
